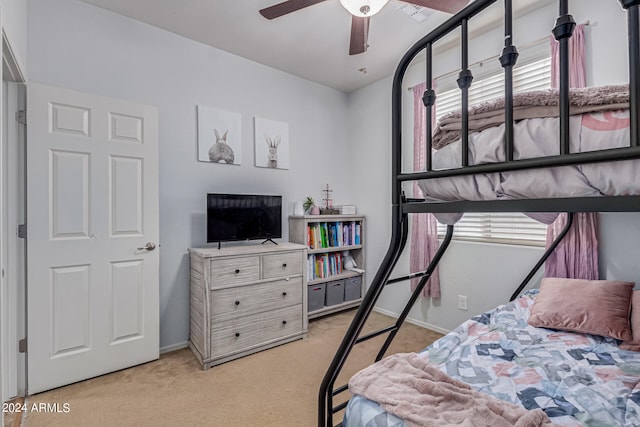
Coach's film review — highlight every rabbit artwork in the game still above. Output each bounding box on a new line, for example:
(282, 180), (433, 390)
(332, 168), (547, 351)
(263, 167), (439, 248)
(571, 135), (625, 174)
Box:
(208, 129), (235, 164)
(265, 135), (281, 168)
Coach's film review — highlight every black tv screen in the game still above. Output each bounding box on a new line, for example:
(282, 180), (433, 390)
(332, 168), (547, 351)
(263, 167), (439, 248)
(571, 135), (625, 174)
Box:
(207, 193), (282, 243)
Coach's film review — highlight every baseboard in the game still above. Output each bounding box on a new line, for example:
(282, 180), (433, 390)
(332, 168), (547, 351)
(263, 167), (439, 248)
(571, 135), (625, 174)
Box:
(160, 341), (189, 354)
(372, 307), (450, 336)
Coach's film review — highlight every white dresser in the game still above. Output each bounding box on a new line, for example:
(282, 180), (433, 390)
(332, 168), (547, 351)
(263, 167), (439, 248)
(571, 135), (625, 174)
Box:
(189, 243), (308, 370)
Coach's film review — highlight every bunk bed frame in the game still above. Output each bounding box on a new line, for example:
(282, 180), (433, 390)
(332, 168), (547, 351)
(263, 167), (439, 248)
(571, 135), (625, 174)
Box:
(318, 0), (640, 426)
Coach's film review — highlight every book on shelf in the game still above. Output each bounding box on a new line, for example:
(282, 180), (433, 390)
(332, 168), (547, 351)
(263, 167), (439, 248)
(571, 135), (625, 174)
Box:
(307, 252), (345, 281)
(305, 220), (362, 250)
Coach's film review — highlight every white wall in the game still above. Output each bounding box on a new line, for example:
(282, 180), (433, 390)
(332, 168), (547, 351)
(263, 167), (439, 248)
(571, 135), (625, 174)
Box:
(351, 0), (640, 333)
(1, 0), (27, 76)
(27, 0), (353, 350)
(346, 77), (392, 289)
(24, 0), (640, 349)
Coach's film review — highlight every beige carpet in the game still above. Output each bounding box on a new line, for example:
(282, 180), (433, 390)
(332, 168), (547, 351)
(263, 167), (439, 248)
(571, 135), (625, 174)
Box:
(21, 309), (443, 427)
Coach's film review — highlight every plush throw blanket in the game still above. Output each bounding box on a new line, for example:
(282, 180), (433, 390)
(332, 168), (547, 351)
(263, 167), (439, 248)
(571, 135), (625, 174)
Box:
(349, 353), (559, 427)
(432, 84), (629, 149)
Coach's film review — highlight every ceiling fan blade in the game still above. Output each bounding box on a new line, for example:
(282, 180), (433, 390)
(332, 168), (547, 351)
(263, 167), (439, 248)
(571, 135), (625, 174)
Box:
(259, 0), (329, 19)
(349, 16), (370, 56)
(400, 0), (470, 14)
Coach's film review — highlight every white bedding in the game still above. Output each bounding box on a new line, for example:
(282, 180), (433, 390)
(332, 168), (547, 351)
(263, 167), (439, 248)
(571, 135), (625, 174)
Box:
(418, 109), (638, 205)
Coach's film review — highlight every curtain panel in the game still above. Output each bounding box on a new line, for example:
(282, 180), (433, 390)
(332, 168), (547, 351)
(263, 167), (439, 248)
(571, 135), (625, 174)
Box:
(410, 82), (441, 298)
(546, 24), (599, 280)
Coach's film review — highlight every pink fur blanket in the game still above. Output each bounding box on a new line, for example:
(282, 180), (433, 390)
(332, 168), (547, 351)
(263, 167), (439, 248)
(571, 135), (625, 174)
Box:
(432, 84), (629, 149)
(349, 353), (559, 427)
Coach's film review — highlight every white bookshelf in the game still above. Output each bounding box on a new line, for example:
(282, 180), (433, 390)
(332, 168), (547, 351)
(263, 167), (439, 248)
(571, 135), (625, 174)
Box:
(289, 215), (365, 319)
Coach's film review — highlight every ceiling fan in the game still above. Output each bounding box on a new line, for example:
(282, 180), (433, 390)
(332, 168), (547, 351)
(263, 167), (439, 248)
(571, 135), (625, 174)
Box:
(259, 0), (470, 55)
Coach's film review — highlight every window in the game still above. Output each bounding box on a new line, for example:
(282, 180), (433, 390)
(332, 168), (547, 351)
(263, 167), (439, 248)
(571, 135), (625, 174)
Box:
(434, 44), (551, 246)
(435, 56), (552, 121)
(437, 213), (548, 246)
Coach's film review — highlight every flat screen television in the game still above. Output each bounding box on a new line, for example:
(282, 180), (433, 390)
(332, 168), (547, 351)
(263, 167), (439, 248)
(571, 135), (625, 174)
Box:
(207, 193), (282, 245)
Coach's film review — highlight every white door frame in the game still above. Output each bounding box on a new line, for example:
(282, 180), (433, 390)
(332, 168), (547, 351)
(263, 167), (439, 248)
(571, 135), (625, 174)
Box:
(0, 11), (5, 424)
(2, 26), (27, 402)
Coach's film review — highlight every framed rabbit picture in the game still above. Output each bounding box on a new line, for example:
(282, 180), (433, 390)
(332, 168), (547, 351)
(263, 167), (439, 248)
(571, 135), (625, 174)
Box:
(197, 105), (242, 165)
(254, 117), (290, 170)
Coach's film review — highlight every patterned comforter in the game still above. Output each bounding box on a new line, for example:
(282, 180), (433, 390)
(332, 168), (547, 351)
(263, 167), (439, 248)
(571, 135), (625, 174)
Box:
(344, 291), (640, 427)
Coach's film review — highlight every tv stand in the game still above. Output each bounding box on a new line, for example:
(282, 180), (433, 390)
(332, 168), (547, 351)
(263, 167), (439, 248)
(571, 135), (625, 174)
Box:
(261, 238), (278, 245)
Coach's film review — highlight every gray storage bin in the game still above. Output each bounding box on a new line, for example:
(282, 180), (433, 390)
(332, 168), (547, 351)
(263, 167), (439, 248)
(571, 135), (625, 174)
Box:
(325, 280), (345, 306)
(344, 276), (362, 301)
(308, 283), (326, 312)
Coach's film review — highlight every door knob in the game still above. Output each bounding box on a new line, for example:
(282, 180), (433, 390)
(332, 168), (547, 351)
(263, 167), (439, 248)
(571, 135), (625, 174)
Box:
(137, 242), (156, 251)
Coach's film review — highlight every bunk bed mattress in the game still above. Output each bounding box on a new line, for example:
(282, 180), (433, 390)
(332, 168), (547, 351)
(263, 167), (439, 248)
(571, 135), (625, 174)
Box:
(344, 290), (640, 427)
(418, 109), (638, 203)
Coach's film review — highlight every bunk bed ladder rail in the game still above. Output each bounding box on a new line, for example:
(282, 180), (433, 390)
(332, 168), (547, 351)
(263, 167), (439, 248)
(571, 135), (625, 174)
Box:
(622, 0), (640, 147)
(317, 207), (455, 427)
(318, 203), (408, 427)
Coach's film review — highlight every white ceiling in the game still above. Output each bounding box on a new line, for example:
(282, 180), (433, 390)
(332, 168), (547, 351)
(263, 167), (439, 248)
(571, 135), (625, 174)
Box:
(76, 0), (550, 93)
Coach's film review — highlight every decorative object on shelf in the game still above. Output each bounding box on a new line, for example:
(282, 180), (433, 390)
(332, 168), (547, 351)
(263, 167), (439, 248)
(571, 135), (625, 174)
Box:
(293, 201), (305, 216)
(320, 184), (340, 215)
(197, 106), (242, 165)
(337, 205), (357, 215)
(343, 250), (365, 273)
(254, 117), (290, 170)
(303, 196), (316, 215)
(343, 250), (357, 270)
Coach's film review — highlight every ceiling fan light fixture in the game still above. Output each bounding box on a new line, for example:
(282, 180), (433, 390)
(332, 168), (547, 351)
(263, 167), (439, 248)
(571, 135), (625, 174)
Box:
(339, 0), (389, 17)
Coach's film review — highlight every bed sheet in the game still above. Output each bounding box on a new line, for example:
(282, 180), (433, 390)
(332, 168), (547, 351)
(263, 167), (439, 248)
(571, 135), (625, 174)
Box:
(344, 290), (640, 427)
(417, 109), (639, 206)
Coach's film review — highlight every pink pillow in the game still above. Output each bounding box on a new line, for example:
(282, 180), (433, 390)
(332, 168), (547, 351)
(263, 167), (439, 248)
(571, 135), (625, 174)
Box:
(621, 290), (640, 351)
(528, 277), (634, 341)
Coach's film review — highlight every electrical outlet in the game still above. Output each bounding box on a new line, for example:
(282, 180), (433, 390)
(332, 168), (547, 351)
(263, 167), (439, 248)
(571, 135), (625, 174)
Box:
(458, 295), (468, 311)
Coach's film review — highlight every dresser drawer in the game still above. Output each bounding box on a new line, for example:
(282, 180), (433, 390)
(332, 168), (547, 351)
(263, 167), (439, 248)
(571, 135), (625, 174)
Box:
(209, 256), (260, 288)
(210, 277), (303, 321)
(263, 251), (303, 280)
(210, 305), (302, 358)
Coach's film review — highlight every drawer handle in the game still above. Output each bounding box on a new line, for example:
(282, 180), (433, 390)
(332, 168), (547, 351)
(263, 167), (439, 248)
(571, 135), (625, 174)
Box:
(235, 332), (240, 338)
(282, 263), (287, 268)
(282, 320), (287, 325)
(282, 291), (287, 297)
(235, 300), (240, 306)
(235, 269), (240, 274)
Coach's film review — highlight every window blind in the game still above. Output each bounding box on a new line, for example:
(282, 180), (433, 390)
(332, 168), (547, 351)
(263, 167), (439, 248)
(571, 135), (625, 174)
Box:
(433, 48), (551, 246)
(437, 213), (548, 246)
(435, 56), (552, 121)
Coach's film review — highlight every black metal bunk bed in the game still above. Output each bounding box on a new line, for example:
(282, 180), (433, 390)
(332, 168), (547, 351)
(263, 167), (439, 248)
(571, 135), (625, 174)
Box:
(318, 0), (640, 426)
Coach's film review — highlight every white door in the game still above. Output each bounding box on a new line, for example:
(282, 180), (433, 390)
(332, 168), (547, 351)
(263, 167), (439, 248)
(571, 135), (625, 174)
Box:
(26, 83), (159, 394)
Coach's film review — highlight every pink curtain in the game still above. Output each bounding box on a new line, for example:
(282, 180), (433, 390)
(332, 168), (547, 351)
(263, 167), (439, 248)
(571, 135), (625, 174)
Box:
(410, 82), (441, 298)
(550, 24), (586, 88)
(545, 23), (599, 280)
(545, 213), (599, 279)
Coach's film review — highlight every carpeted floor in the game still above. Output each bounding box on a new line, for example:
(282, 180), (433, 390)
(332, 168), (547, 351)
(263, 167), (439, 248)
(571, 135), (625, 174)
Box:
(18, 309), (443, 427)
